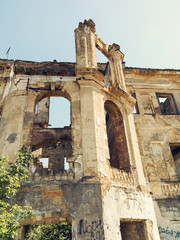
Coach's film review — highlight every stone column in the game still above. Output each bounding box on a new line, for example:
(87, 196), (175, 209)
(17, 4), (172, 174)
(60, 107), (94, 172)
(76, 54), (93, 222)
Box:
(74, 19), (97, 71)
(78, 79), (108, 178)
(108, 44), (126, 91)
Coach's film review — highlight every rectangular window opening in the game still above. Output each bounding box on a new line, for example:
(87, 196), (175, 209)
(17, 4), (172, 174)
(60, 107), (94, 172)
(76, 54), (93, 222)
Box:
(133, 105), (138, 114)
(170, 144), (180, 180)
(35, 104), (38, 115)
(48, 97), (70, 128)
(131, 92), (139, 114)
(120, 220), (146, 240)
(40, 157), (49, 168)
(64, 157), (69, 171)
(156, 93), (179, 115)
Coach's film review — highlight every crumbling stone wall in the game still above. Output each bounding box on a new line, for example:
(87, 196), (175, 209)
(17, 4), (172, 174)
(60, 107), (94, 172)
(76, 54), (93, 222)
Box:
(2, 20), (177, 239)
(124, 67), (180, 239)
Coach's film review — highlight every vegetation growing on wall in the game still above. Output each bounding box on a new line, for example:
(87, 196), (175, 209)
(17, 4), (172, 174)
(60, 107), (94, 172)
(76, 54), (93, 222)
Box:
(0, 147), (33, 240)
(25, 222), (72, 240)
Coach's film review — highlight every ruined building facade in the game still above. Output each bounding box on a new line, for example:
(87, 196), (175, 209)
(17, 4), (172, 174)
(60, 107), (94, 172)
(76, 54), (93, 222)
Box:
(0, 20), (179, 239)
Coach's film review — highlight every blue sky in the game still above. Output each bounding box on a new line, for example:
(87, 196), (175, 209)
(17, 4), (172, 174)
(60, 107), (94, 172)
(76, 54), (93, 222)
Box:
(1, 0), (180, 69)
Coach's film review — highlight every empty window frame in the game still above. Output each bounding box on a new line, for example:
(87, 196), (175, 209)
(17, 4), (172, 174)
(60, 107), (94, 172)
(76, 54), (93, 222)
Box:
(33, 96), (72, 172)
(120, 221), (146, 240)
(156, 93), (179, 115)
(34, 96), (71, 128)
(40, 157), (49, 168)
(170, 144), (180, 180)
(64, 156), (69, 171)
(48, 97), (70, 128)
(131, 92), (139, 114)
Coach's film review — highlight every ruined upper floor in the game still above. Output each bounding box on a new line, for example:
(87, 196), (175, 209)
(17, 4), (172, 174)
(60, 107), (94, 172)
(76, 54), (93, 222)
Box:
(0, 19), (180, 191)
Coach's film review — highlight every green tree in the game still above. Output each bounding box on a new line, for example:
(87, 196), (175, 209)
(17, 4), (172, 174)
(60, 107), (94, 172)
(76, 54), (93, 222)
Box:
(25, 223), (72, 240)
(0, 147), (33, 240)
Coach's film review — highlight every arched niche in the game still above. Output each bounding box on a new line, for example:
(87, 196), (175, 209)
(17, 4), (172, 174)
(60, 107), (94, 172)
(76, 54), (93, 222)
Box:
(105, 100), (130, 172)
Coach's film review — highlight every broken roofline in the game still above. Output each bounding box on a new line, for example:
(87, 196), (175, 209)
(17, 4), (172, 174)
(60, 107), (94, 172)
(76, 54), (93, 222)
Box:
(0, 19), (179, 75)
(1, 58), (180, 76)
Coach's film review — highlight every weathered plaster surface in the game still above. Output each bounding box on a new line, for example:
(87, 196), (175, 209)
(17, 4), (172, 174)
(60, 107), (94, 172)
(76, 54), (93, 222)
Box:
(1, 20), (179, 239)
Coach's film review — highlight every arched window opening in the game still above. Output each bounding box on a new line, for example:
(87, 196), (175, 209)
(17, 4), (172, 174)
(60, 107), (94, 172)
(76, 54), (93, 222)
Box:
(32, 96), (72, 173)
(105, 101), (130, 172)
